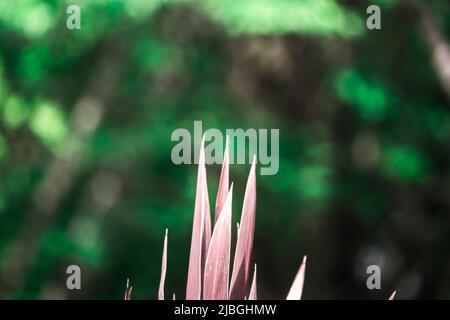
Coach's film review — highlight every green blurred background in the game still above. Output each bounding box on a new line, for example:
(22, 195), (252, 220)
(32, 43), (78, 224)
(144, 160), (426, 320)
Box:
(0, 0), (449, 299)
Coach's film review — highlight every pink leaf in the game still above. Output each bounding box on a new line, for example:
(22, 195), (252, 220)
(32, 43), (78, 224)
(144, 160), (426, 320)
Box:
(203, 184), (233, 300)
(248, 264), (257, 300)
(215, 136), (229, 223)
(124, 278), (132, 300)
(388, 291), (396, 300)
(158, 229), (168, 300)
(230, 157), (257, 300)
(186, 137), (211, 300)
(286, 256), (307, 300)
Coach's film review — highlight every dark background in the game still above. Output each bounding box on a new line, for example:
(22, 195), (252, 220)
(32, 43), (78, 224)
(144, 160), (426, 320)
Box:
(0, 0), (449, 299)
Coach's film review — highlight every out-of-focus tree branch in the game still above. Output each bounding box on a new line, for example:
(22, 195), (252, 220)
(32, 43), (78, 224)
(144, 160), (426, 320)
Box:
(414, 1), (450, 100)
(0, 40), (126, 298)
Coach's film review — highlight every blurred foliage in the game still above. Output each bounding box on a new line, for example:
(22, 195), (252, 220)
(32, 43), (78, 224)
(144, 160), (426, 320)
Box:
(0, 0), (449, 300)
(201, 0), (365, 36)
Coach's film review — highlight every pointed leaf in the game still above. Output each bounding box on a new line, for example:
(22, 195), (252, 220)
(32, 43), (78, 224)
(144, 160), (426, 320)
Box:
(201, 138), (212, 293)
(248, 264), (257, 300)
(202, 169), (212, 276)
(124, 278), (132, 300)
(158, 229), (168, 300)
(215, 136), (229, 222)
(230, 157), (257, 299)
(186, 137), (211, 299)
(388, 291), (396, 300)
(203, 185), (233, 300)
(286, 256), (307, 300)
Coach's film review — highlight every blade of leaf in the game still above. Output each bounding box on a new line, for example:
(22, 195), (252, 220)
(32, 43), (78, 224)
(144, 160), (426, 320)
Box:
(215, 135), (229, 222)
(229, 157), (257, 299)
(202, 158), (211, 279)
(158, 229), (168, 300)
(203, 184), (233, 300)
(201, 136), (212, 296)
(388, 291), (396, 300)
(124, 278), (132, 300)
(186, 136), (211, 300)
(286, 256), (307, 300)
(248, 264), (257, 300)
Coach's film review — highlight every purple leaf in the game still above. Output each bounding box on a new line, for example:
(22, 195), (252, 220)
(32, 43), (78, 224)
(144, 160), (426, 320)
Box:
(186, 137), (211, 300)
(158, 229), (168, 300)
(230, 157), (257, 299)
(248, 264), (257, 300)
(203, 185), (233, 300)
(286, 256), (307, 300)
(215, 136), (229, 223)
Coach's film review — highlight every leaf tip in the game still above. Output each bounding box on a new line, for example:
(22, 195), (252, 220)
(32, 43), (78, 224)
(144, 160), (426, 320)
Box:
(388, 291), (396, 300)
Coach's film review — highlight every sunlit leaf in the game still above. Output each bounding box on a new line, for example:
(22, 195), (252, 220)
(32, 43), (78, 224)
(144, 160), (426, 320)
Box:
(201, 0), (364, 37)
(29, 101), (68, 149)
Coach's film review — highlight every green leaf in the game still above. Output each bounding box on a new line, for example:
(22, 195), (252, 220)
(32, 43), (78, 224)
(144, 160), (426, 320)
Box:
(29, 101), (68, 149)
(202, 0), (365, 37)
